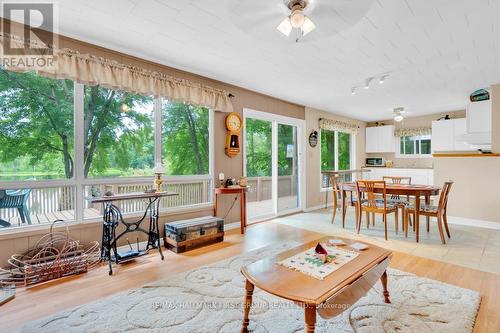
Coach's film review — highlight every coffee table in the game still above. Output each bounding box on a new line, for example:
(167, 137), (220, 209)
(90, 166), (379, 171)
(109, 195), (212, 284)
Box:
(240, 237), (392, 333)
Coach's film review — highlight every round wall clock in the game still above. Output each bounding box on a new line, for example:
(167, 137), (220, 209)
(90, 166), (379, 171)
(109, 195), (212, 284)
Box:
(225, 112), (242, 132)
(309, 130), (319, 147)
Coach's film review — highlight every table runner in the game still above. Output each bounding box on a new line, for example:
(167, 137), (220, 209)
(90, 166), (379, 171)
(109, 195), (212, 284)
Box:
(278, 244), (359, 280)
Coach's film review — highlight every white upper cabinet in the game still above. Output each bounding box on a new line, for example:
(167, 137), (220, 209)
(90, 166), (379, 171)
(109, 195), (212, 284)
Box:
(365, 125), (395, 153)
(467, 100), (491, 134)
(431, 118), (472, 152)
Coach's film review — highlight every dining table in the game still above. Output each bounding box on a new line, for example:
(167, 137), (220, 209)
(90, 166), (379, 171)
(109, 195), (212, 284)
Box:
(339, 182), (441, 239)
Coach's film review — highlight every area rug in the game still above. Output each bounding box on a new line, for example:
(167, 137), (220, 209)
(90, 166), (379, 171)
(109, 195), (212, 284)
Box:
(22, 242), (480, 333)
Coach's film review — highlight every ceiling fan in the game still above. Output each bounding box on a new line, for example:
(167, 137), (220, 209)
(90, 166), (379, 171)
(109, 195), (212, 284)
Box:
(393, 107), (407, 122)
(228, 0), (375, 43)
(277, 0), (316, 39)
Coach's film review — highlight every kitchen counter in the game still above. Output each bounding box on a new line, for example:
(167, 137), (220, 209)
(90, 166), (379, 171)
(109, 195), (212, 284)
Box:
(363, 166), (434, 170)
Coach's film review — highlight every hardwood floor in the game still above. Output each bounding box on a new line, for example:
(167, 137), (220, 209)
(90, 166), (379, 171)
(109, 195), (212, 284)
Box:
(1, 221), (499, 332)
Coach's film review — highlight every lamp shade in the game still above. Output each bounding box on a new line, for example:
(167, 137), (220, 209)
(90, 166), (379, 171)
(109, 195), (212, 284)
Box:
(277, 17), (292, 36)
(153, 163), (165, 174)
(301, 16), (316, 36)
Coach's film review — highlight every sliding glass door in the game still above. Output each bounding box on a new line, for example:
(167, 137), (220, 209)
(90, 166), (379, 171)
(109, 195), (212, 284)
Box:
(245, 118), (273, 218)
(277, 124), (299, 212)
(244, 109), (304, 222)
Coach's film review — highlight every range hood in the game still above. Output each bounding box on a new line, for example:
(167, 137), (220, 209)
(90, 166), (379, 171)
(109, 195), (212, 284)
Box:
(461, 91), (492, 151)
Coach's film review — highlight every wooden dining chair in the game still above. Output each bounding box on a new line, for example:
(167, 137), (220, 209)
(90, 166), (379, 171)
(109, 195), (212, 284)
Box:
(330, 175), (359, 228)
(382, 176), (412, 230)
(404, 181), (453, 244)
(355, 180), (398, 240)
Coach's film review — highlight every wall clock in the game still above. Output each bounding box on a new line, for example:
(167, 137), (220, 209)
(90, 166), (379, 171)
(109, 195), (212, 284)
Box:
(225, 112), (242, 158)
(308, 130), (319, 147)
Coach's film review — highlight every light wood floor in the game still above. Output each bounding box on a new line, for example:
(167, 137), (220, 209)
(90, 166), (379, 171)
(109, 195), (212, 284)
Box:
(1, 222), (499, 332)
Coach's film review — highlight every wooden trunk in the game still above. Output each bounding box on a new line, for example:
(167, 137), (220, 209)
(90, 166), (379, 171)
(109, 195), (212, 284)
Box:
(164, 216), (224, 253)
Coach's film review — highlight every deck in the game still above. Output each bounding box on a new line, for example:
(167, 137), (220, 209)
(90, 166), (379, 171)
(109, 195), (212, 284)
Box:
(3, 208), (101, 227)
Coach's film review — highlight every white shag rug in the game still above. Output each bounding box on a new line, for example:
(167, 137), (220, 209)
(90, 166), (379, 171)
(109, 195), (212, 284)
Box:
(22, 242), (480, 333)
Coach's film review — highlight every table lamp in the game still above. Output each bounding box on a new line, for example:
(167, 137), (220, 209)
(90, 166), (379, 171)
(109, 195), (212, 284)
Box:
(153, 163), (165, 192)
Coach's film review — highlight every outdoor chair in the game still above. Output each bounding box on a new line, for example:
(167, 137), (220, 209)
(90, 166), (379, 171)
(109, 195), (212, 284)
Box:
(0, 189), (32, 227)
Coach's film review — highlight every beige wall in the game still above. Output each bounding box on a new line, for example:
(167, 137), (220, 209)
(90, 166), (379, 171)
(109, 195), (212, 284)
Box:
(305, 107), (366, 209)
(433, 157), (500, 222)
(433, 84), (500, 223)
(366, 110), (466, 168)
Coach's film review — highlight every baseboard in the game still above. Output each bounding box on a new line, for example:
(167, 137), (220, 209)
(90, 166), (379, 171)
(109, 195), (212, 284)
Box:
(224, 221), (241, 231)
(304, 203), (333, 212)
(447, 216), (500, 230)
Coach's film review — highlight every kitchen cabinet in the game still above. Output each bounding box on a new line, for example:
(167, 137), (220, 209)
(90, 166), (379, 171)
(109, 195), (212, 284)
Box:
(467, 99), (491, 134)
(365, 125), (396, 153)
(431, 118), (472, 152)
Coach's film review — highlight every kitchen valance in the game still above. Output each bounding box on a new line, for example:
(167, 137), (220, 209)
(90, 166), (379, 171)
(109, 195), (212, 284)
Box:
(394, 127), (432, 137)
(0, 33), (234, 112)
(319, 118), (359, 135)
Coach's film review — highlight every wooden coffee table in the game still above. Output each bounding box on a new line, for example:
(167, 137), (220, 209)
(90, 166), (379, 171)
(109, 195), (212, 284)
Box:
(240, 237), (392, 333)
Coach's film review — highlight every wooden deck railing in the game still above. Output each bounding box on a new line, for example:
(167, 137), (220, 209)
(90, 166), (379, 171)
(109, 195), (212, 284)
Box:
(0, 179), (212, 227)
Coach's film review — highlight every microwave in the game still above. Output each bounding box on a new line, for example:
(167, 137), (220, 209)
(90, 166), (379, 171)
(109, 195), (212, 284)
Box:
(366, 157), (385, 167)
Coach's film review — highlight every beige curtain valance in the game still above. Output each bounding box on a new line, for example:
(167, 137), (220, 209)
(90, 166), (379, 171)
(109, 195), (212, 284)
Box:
(319, 118), (359, 135)
(394, 127), (432, 137)
(0, 33), (234, 112)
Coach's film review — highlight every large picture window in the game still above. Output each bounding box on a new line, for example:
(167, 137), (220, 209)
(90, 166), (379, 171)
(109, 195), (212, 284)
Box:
(0, 69), (214, 230)
(162, 100), (209, 176)
(84, 86), (155, 178)
(0, 68), (74, 181)
(320, 129), (353, 188)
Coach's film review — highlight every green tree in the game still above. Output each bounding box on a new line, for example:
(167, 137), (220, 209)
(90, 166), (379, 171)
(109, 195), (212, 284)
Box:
(162, 101), (209, 175)
(84, 86), (154, 177)
(0, 69), (74, 178)
(0, 68), (154, 179)
(245, 118), (271, 177)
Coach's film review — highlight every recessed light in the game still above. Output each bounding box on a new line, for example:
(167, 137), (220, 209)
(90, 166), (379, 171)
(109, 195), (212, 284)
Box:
(351, 88), (356, 95)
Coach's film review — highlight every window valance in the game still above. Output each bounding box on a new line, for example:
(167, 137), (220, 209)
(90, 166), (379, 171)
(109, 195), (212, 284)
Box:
(319, 118), (359, 135)
(0, 33), (234, 112)
(394, 127), (432, 137)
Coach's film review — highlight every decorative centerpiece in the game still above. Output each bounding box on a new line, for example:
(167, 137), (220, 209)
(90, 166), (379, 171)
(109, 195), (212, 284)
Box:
(153, 163), (165, 192)
(315, 242), (330, 263)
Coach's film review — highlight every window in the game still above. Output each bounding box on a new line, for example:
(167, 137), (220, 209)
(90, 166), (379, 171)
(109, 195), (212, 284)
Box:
(162, 100), (210, 176)
(0, 69), (214, 231)
(84, 86), (155, 178)
(0, 68), (74, 180)
(320, 129), (353, 188)
(399, 135), (431, 157)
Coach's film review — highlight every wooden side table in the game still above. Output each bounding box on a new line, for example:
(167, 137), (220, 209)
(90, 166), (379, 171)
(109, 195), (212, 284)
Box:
(214, 186), (247, 234)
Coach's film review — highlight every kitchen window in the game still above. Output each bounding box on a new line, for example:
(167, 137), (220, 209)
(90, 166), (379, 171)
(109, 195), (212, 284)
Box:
(398, 135), (432, 157)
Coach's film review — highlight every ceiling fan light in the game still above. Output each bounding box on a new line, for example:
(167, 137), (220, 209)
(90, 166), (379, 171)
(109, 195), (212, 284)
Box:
(301, 16), (316, 36)
(277, 17), (293, 36)
(394, 114), (404, 122)
(290, 9), (305, 28)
